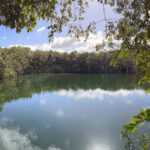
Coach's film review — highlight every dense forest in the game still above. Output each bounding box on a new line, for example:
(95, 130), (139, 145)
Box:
(0, 46), (136, 79)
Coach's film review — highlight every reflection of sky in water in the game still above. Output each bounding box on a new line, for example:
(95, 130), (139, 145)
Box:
(56, 89), (146, 101)
(0, 117), (61, 150)
(0, 88), (150, 150)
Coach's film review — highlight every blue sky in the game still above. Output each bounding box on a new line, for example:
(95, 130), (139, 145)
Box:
(0, 1), (120, 53)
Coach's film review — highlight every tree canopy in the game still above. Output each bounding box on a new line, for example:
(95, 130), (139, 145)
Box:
(105, 0), (150, 88)
(0, 0), (95, 40)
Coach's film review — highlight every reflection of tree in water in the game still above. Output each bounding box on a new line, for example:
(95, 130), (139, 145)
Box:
(0, 74), (140, 111)
(121, 108), (150, 150)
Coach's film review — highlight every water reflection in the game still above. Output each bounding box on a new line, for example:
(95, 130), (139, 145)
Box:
(0, 74), (140, 111)
(0, 74), (149, 150)
(0, 117), (61, 150)
(57, 89), (146, 101)
(87, 139), (111, 150)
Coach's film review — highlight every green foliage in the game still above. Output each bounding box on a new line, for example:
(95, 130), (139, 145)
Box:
(112, 1), (150, 143)
(100, 0), (150, 89)
(0, 0), (95, 40)
(121, 108), (150, 150)
(0, 47), (31, 78)
(0, 47), (137, 79)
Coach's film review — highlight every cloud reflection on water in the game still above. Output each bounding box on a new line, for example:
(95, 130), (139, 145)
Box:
(0, 126), (61, 150)
(57, 89), (146, 101)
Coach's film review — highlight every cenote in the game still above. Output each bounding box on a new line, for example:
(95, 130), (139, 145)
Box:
(0, 74), (150, 150)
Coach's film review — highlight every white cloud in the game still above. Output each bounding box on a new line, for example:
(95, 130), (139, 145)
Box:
(9, 43), (64, 52)
(87, 139), (111, 150)
(8, 31), (120, 53)
(48, 147), (61, 150)
(126, 100), (133, 104)
(51, 36), (78, 49)
(2, 36), (7, 40)
(37, 26), (46, 33)
(0, 126), (61, 150)
(40, 99), (47, 105)
(57, 89), (146, 101)
(27, 130), (37, 141)
(56, 110), (64, 118)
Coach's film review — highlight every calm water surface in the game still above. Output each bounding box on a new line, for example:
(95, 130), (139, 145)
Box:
(0, 74), (149, 150)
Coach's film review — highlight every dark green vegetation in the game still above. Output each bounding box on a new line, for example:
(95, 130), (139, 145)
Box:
(0, 46), (136, 80)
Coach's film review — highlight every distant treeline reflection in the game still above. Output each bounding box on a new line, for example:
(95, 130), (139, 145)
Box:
(0, 74), (141, 110)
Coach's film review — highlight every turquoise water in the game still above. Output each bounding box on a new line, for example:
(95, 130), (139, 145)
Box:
(0, 74), (149, 150)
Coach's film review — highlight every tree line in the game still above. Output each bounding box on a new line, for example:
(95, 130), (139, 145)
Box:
(0, 46), (136, 79)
